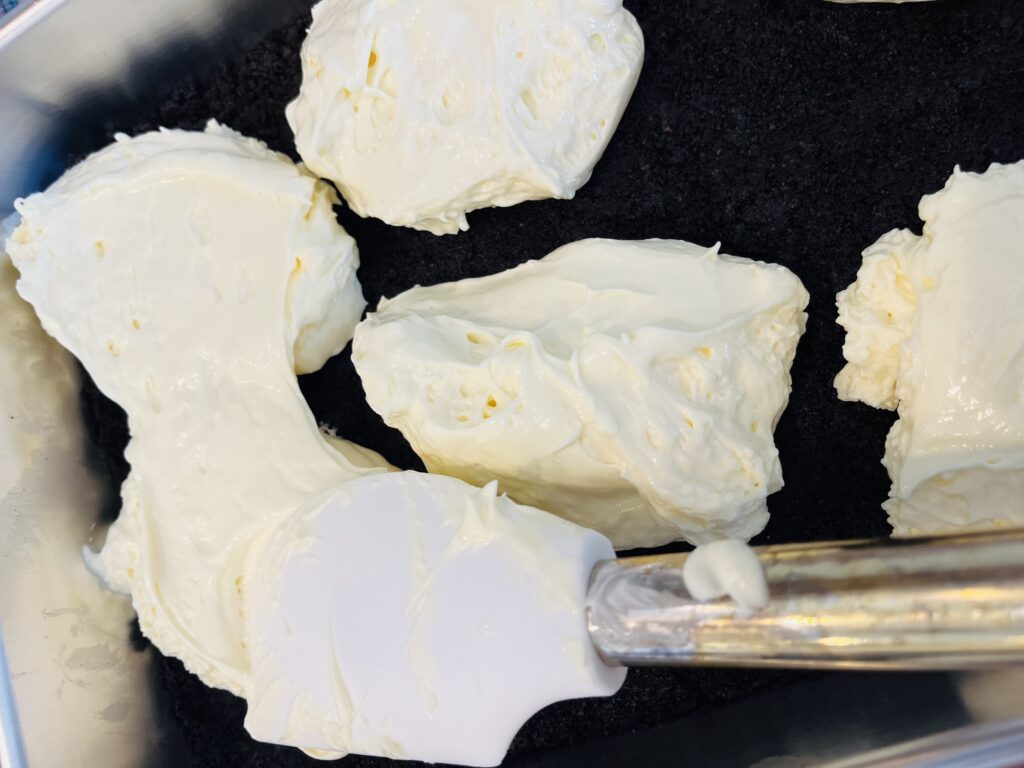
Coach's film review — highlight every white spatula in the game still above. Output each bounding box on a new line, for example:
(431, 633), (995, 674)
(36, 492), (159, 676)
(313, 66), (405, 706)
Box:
(242, 472), (1024, 766)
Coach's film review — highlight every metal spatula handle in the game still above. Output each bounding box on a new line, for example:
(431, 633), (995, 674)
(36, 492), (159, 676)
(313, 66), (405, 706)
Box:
(588, 529), (1024, 670)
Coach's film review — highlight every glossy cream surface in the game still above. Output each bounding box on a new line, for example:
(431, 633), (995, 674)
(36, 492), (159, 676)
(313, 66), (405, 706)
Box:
(6, 122), (383, 694)
(354, 238), (809, 548)
(244, 472), (624, 766)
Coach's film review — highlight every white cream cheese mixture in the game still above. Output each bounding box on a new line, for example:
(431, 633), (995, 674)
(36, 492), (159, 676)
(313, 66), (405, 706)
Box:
(836, 161), (1024, 535)
(354, 238), (809, 549)
(287, 0), (644, 234)
(682, 540), (769, 613)
(5, 121), (386, 695)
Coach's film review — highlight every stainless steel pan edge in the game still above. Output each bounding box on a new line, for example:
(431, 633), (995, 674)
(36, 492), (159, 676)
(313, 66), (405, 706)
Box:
(0, 2), (311, 765)
(0, 0), (312, 216)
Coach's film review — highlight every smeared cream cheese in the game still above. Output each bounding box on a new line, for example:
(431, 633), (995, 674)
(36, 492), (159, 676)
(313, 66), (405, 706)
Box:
(0, 238), (162, 767)
(836, 161), (1024, 535)
(5, 122), (388, 695)
(681, 540), (768, 613)
(287, 0), (644, 234)
(244, 471), (624, 766)
(353, 238), (809, 549)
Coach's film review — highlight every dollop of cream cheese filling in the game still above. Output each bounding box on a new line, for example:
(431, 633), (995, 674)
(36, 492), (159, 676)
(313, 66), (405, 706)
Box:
(836, 161), (1024, 535)
(244, 472), (624, 766)
(287, 0), (644, 234)
(353, 238), (809, 549)
(681, 540), (769, 613)
(5, 121), (387, 695)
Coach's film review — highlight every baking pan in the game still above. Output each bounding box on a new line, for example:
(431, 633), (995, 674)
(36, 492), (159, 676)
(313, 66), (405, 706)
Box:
(3, 0), (1024, 766)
